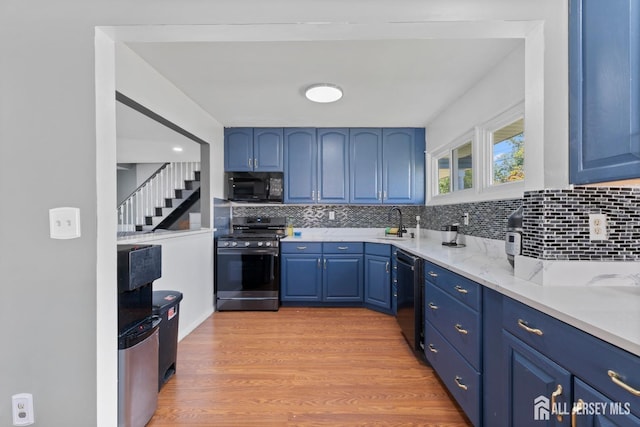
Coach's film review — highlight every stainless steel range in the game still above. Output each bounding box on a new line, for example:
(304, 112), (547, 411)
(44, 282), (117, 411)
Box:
(215, 216), (286, 311)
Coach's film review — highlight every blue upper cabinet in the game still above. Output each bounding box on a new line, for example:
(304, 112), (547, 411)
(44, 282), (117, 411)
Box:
(253, 128), (284, 171)
(350, 128), (383, 204)
(350, 128), (425, 204)
(224, 128), (253, 171)
(383, 128), (425, 204)
(317, 128), (349, 203)
(569, 0), (640, 184)
(284, 128), (317, 203)
(224, 127), (283, 172)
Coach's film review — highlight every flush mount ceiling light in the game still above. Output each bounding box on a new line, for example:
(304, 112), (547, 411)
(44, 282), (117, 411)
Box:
(172, 146), (183, 152)
(305, 84), (343, 103)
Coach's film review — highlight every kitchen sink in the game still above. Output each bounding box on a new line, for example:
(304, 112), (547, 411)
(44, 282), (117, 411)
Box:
(378, 235), (410, 241)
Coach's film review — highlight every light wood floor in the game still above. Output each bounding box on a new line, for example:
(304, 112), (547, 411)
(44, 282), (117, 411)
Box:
(148, 307), (471, 426)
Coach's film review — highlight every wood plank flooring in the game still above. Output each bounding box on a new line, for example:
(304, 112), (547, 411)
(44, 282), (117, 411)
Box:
(148, 307), (471, 426)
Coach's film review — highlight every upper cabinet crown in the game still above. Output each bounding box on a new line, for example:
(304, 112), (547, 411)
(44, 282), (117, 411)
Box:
(224, 127), (284, 172)
(569, 0), (640, 184)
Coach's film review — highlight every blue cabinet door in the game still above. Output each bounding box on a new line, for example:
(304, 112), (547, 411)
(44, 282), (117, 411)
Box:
(383, 128), (425, 204)
(350, 128), (383, 204)
(284, 128), (317, 203)
(570, 0), (640, 184)
(281, 254), (322, 301)
(573, 378), (640, 427)
(323, 255), (363, 302)
(364, 254), (391, 312)
(253, 128), (283, 171)
(224, 128), (253, 171)
(503, 331), (572, 427)
(317, 128), (349, 203)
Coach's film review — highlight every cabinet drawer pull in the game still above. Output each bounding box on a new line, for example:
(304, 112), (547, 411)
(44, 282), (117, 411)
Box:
(454, 376), (468, 391)
(517, 319), (543, 336)
(337, 246), (349, 250)
(454, 324), (468, 335)
(571, 399), (585, 427)
(427, 271), (438, 278)
(551, 384), (563, 422)
(608, 370), (640, 396)
(296, 246), (307, 250)
(428, 302), (439, 310)
(323, 259), (327, 270)
(385, 261), (390, 273)
(454, 285), (468, 294)
(428, 344), (438, 353)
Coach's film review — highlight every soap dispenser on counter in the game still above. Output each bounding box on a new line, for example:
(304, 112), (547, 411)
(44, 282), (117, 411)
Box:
(415, 215), (421, 240)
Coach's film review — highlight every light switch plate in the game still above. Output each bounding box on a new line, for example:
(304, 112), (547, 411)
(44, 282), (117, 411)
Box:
(49, 207), (81, 239)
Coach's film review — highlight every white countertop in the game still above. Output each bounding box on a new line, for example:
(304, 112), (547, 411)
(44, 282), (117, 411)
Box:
(281, 228), (640, 356)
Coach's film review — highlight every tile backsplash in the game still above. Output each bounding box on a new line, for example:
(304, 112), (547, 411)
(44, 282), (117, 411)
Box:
(231, 186), (639, 262)
(523, 186), (640, 261)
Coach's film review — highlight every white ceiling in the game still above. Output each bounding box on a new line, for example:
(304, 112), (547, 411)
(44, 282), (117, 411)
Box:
(117, 37), (523, 162)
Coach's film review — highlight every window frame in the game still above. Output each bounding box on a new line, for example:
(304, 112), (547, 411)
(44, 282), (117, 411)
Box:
(427, 102), (525, 205)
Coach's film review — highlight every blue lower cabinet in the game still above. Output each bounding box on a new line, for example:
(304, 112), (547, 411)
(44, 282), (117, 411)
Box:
(425, 322), (481, 426)
(573, 378), (640, 427)
(323, 255), (363, 301)
(503, 330), (572, 427)
(364, 243), (392, 313)
(280, 253), (322, 302)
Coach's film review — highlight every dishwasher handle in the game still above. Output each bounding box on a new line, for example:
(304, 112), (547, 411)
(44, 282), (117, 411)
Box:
(396, 250), (420, 270)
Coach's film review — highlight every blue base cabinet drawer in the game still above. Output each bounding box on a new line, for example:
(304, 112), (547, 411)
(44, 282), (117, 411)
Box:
(425, 282), (481, 370)
(425, 322), (480, 426)
(281, 242), (323, 254)
(425, 262), (480, 311)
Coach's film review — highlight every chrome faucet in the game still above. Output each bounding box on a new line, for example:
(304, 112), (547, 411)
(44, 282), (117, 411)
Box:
(388, 206), (405, 237)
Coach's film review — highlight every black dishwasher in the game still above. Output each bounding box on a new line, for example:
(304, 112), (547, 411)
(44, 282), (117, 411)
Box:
(395, 250), (425, 361)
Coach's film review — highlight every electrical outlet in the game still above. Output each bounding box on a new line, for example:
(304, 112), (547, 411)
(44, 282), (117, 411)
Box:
(463, 213), (469, 226)
(588, 213), (607, 241)
(49, 207), (81, 239)
(12, 393), (34, 426)
(328, 211), (335, 220)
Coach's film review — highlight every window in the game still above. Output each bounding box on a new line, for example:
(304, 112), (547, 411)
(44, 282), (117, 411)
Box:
(434, 134), (473, 196)
(492, 118), (524, 184)
(428, 102), (525, 203)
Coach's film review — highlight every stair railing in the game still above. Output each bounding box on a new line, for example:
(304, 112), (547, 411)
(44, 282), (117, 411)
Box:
(118, 161), (201, 233)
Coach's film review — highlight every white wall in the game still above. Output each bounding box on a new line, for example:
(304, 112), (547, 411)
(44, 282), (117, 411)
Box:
(0, 2), (567, 426)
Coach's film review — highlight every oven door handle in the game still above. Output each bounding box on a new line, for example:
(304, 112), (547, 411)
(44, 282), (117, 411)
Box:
(217, 248), (279, 256)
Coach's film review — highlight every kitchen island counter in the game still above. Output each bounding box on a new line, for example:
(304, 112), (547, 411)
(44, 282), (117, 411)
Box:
(282, 228), (640, 356)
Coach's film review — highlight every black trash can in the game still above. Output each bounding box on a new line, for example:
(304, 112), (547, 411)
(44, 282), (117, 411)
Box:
(152, 290), (183, 391)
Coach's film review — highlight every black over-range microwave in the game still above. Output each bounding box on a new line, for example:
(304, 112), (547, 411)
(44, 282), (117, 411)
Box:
(226, 172), (284, 203)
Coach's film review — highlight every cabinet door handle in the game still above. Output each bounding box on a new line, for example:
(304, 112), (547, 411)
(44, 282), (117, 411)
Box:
(454, 376), (468, 391)
(454, 324), (468, 335)
(428, 302), (438, 310)
(312, 190), (315, 201)
(385, 261), (390, 273)
(428, 344), (438, 353)
(571, 399), (585, 427)
(428, 271), (438, 278)
(337, 246), (349, 250)
(248, 158), (252, 168)
(551, 384), (563, 422)
(297, 246), (307, 250)
(454, 285), (468, 294)
(323, 259), (327, 270)
(377, 191), (382, 201)
(317, 258), (321, 268)
(608, 370), (640, 396)
(383, 190), (387, 200)
(254, 158), (258, 168)
(517, 319), (543, 336)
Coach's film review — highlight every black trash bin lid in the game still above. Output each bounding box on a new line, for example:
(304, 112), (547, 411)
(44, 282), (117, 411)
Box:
(153, 290), (183, 310)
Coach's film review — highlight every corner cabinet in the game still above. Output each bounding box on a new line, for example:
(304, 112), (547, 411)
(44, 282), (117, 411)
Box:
(350, 128), (425, 204)
(569, 0), (640, 184)
(224, 127), (283, 172)
(364, 243), (393, 314)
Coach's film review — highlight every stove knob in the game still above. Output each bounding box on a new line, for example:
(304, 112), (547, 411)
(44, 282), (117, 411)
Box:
(265, 242), (272, 247)
(257, 241), (263, 247)
(231, 241), (238, 247)
(244, 241), (251, 247)
(222, 241), (230, 247)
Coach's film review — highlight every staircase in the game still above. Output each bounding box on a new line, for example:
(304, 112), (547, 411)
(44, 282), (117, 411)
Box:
(118, 162), (201, 234)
